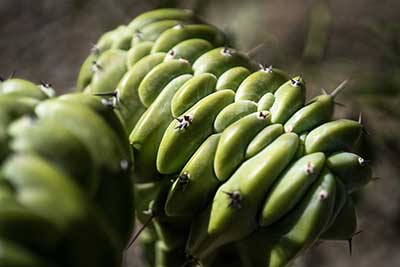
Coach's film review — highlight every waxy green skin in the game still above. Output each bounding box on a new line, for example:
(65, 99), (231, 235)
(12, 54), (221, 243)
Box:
(138, 59), (193, 107)
(131, 20), (182, 46)
(237, 168), (336, 267)
(235, 68), (289, 102)
(77, 28), (124, 91)
(157, 90), (235, 174)
(130, 74), (193, 180)
(0, 154), (85, 234)
(213, 100), (257, 133)
(187, 133), (299, 259)
(260, 152), (326, 227)
(128, 8), (196, 30)
(87, 49), (127, 94)
(305, 119), (363, 154)
(110, 26), (135, 51)
(284, 94), (334, 134)
(193, 47), (255, 77)
(171, 73), (217, 117)
(0, 96), (39, 162)
(257, 92), (275, 111)
(214, 111), (271, 182)
(151, 24), (224, 53)
(126, 41), (153, 68)
(96, 29), (117, 51)
(77, 26), (126, 92)
(8, 119), (96, 195)
(320, 198), (357, 240)
(34, 100), (133, 244)
(117, 52), (166, 132)
(165, 134), (221, 216)
(326, 152), (372, 192)
(35, 100), (126, 170)
(270, 76), (306, 124)
(245, 124), (283, 159)
(323, 177), (347, 232)
(77, 53), (97, 91)
(166, 38), (213, 64)
(55, 94), (129, 152)
(216, 66), (251, 91)
(0, 79), (52, 100)
(1, 155), (122, 267)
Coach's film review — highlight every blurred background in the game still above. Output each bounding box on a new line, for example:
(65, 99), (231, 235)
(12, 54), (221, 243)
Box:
(1, 0), (399, 266)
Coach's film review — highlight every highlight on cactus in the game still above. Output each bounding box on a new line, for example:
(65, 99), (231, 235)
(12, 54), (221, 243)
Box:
(0, 7), (375, 267)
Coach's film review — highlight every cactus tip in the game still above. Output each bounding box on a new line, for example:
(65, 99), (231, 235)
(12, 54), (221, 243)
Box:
(101, 97), (118, 108)
(165, 49), (176, 61)
(291, 77), (303, 87)
(221, 47), (234, 56)
(259, 63), (273, 73)
(90, 44), (100, 55)
(306, 162), (314, 174)
(177, 171), (190, 191)
(91, 61), (103, 73)
(318, 189), (328, 200)
(357, 157), (366, 166)
(40, 80), (52, 88)
(258, 111), (270, 120)
(224, 190), (243, 209)
(284, 125), (293, 133)
(330, 79), (348, 98)
(173, 23), (184, 30)
(175, 114), (193, 130)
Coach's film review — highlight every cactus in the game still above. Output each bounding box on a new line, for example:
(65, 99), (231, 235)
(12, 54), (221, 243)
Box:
(0, 78), (134, 267)
(74, 8), (374, 267)
(0, 7), (374, 267)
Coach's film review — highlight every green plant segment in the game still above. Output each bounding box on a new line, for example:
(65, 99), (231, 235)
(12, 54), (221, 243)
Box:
(75, 8), (374, 267)
(0, 7), (373, 267)
(0, 78), (134, 267)
(74, 8), (375, 267)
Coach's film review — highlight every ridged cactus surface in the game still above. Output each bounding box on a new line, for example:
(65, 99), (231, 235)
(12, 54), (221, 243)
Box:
(0, 78), (134, 267)
(77, 8), (373, 267)
(0, 7), (374, 267)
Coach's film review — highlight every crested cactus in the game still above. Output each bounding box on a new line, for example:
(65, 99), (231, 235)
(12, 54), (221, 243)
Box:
(76, 8), (373, 267)
(0, 7), (374, 267)
(0, 78), (134, 267)
(77, 7), (375, 267)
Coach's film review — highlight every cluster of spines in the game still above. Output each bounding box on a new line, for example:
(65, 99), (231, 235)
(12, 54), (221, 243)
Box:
(77, 8), (373, 267)
(0, 77), (134, 267)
